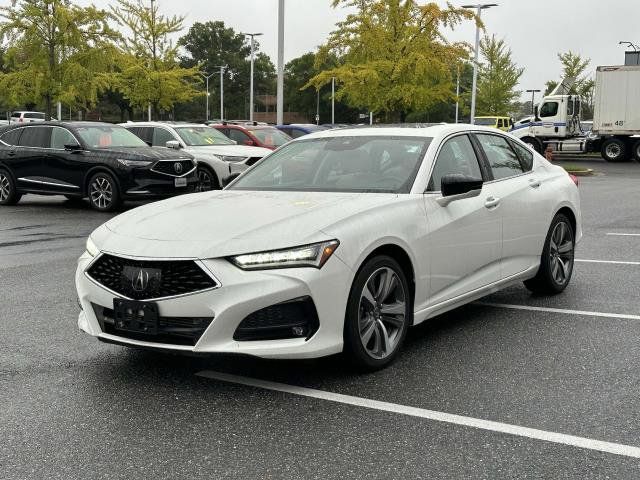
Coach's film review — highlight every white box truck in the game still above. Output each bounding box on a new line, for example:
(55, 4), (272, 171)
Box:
(511, 65), (640, 162)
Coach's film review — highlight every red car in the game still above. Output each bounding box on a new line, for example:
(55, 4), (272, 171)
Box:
(212, 123), (292, 150)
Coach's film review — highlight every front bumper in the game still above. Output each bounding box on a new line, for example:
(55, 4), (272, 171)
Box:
(118, 167), (198, 200)
(75, 251), (351, 359)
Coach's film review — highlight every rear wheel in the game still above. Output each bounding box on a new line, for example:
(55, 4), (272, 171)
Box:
(632, 140), (640, 162)
(344, 256), (412, 370)
(601, 138), (629, 162)
(0, 169), (22, 205)
(88, 172), (121, 212)
(524, 213), (575, 294)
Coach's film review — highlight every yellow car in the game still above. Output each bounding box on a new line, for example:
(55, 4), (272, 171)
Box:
(473, 116), (513, 132)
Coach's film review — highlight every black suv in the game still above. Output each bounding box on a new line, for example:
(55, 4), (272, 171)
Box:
(0, 122), (198, 211)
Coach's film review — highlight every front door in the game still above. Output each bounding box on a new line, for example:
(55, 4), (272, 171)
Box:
(423, 133), (502, 306)
(44, 126), (86, 192)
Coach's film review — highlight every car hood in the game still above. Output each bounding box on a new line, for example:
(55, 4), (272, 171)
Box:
(87, 146), (193, 161)
(97, 190), (396, 259)
(184, 145), (272, 158)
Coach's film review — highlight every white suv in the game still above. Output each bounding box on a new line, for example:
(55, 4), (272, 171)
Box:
(10, 111), (46, 123)
(122, 122), (272, 191)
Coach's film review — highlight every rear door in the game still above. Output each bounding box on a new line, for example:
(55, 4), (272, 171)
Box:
(474, 133), (548, 278)
(423, 133), (502, 306)
(13, 126), (51, 191)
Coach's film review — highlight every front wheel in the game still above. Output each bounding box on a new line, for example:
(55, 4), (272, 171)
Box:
(344, 256), (412, 371)
(524, 213), (575, 294)
(195, 166), (219, 192)
(88, 172), (121, 212)
(0, 169), (22, 205)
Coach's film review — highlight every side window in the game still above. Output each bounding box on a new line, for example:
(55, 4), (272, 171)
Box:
(427, 135), (483, 192)
(51, 127), (78, 149)
(152, 127), (176, 147)
(18, 126), (51, 148)
(227, 129), (250, 144)
(127, 127), (152, 145)
(0, 128), (23, 146)
(476, 134), (524, 180)
(539, 102), (559, 118)
(497, 119), (503, 128)
(509, 140), (534, 172)
(289, 129), (306, 139)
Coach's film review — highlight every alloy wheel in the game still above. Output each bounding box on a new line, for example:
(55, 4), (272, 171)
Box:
(196, 169), (213, 192)
(90, 176), (113, 210)
(605, 143), (622, 160)
(549, 220), (574, 285)
(358, 267), (406, 360)
(0, 173), (10, 202)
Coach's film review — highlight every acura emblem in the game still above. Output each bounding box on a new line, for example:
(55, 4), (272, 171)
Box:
(132, 268), (150, 292)
(174, 162), (183, 174)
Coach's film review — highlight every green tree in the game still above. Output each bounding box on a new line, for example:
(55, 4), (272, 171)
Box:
(475, 35), (523, 116)
(0, 0), (120, 119)
(544, 51), (594, 118)
(179, 21), (276, 120)
(306, 0), (474, 122)
(111, 0), (201, 120)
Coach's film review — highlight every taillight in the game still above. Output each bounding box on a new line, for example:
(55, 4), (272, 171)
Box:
(569, 174), (579, 187)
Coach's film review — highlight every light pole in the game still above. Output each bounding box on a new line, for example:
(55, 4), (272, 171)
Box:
(331, 77), (335, 124)
(200, 72), (215, 121)
(148, 0), (156, 121)
(462, 3), (497, 124)
(619, 41), (639, 51)
(276, 0), (285, 125)
(242, 32), (263, 122)
(455, 64), (460, 123)
(526, 89), (541, 115)
(214, 65), (227, 120)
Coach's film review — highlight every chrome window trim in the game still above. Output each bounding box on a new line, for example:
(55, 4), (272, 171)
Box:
(83, 251), (222, 302)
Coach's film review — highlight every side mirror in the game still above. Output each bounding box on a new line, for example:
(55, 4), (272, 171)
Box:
(243, 139), (255, 146)
(166, 140), (181, 150)
(222, 172), (241, 187)
(436, 174), (483, 206)
(64, 143), (82, 151)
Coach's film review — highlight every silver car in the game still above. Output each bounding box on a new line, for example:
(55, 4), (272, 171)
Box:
(122, 122), (272, 191)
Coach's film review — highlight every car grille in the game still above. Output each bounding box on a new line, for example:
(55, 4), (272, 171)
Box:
(233, 296), (319, 341)
(245, 157), (262, 166)
(93, 304), (213, 346)
(87, 254), (218, 300)
(152, 159), (195, 176)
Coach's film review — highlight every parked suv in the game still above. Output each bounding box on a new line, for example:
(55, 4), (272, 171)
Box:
(10, 111), (46, 123)
(122, 122), (272, 191)
(0, 122), (197, 211)
(213, 123), (292, 150)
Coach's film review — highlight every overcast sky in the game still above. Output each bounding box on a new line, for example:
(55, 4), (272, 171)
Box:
(78, 0), (639, 102)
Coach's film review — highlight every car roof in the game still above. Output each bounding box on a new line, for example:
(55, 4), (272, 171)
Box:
(120, 122), (206, 129)
(294, 123), (504, 140)
(1, 121), (117, 129)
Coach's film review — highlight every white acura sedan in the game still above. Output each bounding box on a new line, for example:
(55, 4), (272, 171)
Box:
(76, 124), (581, 370)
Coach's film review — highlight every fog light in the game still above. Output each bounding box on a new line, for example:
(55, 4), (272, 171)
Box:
(292, 326), (306, 337)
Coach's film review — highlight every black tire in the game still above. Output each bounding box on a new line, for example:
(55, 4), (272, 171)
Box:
(87, 172), (121, 212)
(601, 138), (629, 162)
(524, 213), (575, 295)
(196, 166), (219, 192)
(344, 255), (412, 371)
(522, 137), (543, 155)
(0, 168), (22, 205)
(632, 140), (640, 162)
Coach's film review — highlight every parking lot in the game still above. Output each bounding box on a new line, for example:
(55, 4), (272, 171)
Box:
(2, 157), (640, 479)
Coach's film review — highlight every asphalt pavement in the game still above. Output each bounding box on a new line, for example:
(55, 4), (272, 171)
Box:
(2, 157), (640, 479)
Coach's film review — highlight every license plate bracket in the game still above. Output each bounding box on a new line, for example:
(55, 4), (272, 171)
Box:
(175, 177), (187, 187)
(113, 298), (159, 335)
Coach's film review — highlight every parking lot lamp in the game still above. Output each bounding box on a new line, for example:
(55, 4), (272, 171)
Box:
(214, 65), (227, 120)
(526, 89), (541, 115)
(462, 3), (498, 124)
(200, 72), (215, 121)
(242, 33), (263, 122)
(276, 0), (285, 125)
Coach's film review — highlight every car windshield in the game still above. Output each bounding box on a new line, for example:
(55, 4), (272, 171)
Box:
(75, 125), (148, 148)
(474, 118), (497, 126)
(249, 128), (292, 147)
(175, 126), (234, 146)
(228, 136), (431, 194)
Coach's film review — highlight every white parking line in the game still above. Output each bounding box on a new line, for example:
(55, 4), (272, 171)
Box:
(196, 370), (640, 459)
(576, 259), (640, 266)
(475, 302), (640, 321)
(606, 233), (640, 237)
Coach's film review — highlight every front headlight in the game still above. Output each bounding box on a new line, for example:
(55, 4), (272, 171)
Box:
(228, 240), (339, 270)
(214, 155), (248, 163)
(86, 237), (100, 257)
(117, 159), (154, 168)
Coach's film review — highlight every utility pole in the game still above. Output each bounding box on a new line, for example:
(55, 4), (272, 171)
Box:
(276, 0), (285, 125)
(331, 77), (335, 124)
(455, 65), (460, 123)
(200, 72), (215, 121)
(242, 32), (263, 122)
(526, 89), (541, 115)
(149, 0), (156, 121)
(462, 3), (498, 124)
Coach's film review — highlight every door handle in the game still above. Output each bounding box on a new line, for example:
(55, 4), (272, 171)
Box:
(529, 179), (541, 189)
(485, 196), (501, 209)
